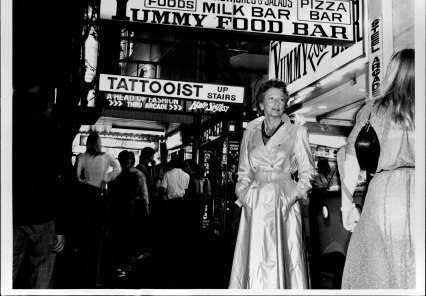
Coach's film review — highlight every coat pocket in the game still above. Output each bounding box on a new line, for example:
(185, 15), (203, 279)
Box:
(277, 180), (298, 207)
(237, 181), (258, 207)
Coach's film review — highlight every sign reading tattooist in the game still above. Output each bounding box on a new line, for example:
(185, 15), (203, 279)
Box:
(99, 74), (244, 104)
(100, 0), (356, 43)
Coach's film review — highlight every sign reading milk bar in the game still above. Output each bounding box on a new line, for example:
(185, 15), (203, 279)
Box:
(99, 74), (245, 104)
(100, 0), (356, 44)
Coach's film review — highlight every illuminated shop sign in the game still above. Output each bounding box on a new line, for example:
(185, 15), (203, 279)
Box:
(269, 0), (364, 94)
(102, 92), (230, 113)
(229, 141), (240, 151)
(104, 93), (184, 111)
(166, 131), (182, 149)
(100, 0), (356, 43)
(99, 74), (244, 103)
(80, 135), (157, 149)
(228, 140), (240, 165)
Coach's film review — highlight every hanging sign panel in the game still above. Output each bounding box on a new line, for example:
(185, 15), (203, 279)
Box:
(269, 0), (364, 94)
(103, 92), (184, 111)
(99, 74), (244, 103)
(100, 0), (356, 44)
(368, 17), (382, 100)
(80, 134), (157, 150)
(101, 92), (233, 113)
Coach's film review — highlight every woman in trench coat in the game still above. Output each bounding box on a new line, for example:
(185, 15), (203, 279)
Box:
(229, 79), (315, 289)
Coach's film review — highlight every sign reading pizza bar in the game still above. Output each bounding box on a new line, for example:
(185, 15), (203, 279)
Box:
(99, 74), (244, 103)
(100, 0), (356, 43)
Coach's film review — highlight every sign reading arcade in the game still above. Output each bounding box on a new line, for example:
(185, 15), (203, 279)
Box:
(100, 0), (356, 43)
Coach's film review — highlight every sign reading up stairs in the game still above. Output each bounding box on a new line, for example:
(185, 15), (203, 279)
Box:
(100, 0), (356, 44)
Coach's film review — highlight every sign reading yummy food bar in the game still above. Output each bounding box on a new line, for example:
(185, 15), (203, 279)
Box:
(99, 74), (244, 103)
(100, 0), (356, 43)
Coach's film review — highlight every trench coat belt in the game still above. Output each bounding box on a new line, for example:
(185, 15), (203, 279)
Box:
(254, 171), (292, 182)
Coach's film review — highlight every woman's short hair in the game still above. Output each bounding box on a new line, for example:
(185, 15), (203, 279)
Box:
(86, 132), (103, 156)
(118, 150), (130, 167)
(140, 147), (156, 162)
(170, 154), (184, 169)
(118, 150), (135, 168)
(255, 79), (289, 115)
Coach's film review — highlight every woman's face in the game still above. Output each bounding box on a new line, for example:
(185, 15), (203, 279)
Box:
(260, 88), (286, 118)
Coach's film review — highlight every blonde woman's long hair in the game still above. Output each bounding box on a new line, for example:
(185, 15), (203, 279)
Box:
(378, 48), (415, 127)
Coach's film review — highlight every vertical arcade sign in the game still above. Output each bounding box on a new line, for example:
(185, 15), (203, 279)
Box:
(368, 17), (383, 100)
(100, 0), (357, 44)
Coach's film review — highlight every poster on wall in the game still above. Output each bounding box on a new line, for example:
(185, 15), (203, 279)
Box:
(269, 0), (364, 95)
(100, 0), (357, 44)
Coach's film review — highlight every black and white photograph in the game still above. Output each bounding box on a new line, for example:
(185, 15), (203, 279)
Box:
(1, 0), (425, 294)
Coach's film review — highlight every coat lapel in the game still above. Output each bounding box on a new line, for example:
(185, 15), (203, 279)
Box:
(265, 113), (292, 149)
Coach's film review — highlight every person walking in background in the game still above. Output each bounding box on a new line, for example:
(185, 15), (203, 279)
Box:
(158, 155), (190, 239)
(135, 147), (156, 260)
(228, 79), (315, 289)
(75, 131), (121, 288)
(337, 49), (415, 289)
(182, 159), (197, 238)
(150, 160), (170, 255)
(153, 162), (171, 199)
(312, 158), (332, 190)
(128, 151), (151, 261)
(136, 147), (156, 203)
(193, 164), (212, 236)
(109, 150), (149, 277)
(13, 81), (66, 289)
(157, 155), (190, 286)
(226, 163), (241, 244)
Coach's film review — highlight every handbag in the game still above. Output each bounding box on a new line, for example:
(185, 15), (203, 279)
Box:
(355, 113), (380, 174)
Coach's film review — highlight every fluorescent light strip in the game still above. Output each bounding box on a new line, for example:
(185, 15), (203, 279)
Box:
(111, 128), (165, 136)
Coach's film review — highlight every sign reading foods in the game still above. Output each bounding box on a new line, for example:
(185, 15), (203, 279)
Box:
(99, 74), (244, 104)
(100, 0), (356, 43)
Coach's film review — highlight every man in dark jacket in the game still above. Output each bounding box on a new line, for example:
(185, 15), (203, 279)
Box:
(12, 82), (66, 288)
